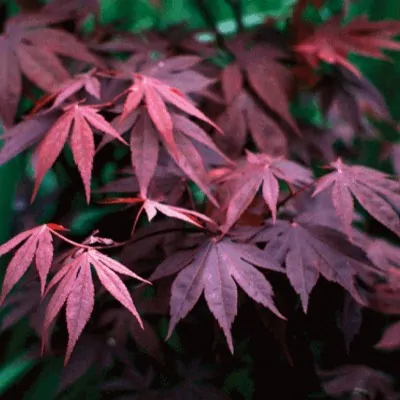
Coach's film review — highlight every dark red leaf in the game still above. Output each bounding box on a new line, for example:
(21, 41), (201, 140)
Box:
(313, 158), (400, 237)
(0, 225), (57, 304)
(32, 105), (127, 202)
(295, 16), (400, 76)
(151, 237), (284, 353)
(43, 246), (149, 363)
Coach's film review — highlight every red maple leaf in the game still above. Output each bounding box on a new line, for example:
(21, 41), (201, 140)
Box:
(100, 197), (214, 230)
(31, 103), (128, 203)
(236, 214), (374, 312)
(0, 15), (100, 127)
(42, 0), (100, 27)
(216, 87), (288, 158)
(220, 42), (299, 145)
(105, 107), (226, 204)
(294, 15), (400, 77)
(0, 223), (66, 302)
(150, 237), (284, 353)
(95, 55), (227, 203)
(31, 68), (102, 114)
(42, 247), (150, 364)
(95, 155), (190, 206)
(218, 151), (313, 232)
(313, 158), (400, 238)
(120, 73), (220, 136)
(99, 284), (169, 362)
(0, 111), (58, 166)
(315, 67), (390, 143)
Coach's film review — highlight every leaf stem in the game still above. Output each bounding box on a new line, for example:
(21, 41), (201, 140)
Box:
(49, 229), (93, 250)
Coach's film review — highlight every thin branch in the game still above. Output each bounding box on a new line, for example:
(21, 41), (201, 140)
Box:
(195, 0), (225, 48)
(49, 228), (93, 250)
(226, 0), (245, 32)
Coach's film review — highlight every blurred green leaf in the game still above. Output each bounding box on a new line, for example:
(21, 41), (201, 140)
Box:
(23, 358), (62, 400)
(0, 352), (37, 397)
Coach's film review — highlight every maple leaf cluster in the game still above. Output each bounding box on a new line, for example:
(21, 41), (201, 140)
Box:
(0, 0), (400, 398)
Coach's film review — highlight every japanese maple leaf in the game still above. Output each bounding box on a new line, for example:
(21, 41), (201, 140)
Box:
(43, 0), (100, 27)
(31, 68), (102, 114)
(294, 15), (400, 77)
(313, 158), (400, 238)
(315, 67), (390, 141)
(149, 237), (284, 353)
(219, 151), (313, 232)
(339, 293), (362, 352)
(101, 197), (214, 229)
(290, 122), (335, 166)
(0, 17), (99, 128)
(0, 280), (40, 332)
(99, 285), (169, 362)
(0, 111), (58, 166)
(32, 103), (127, 203)
(221, 43), (299, 137)
(42, 247), (149, 364)
(238, 213), (376, 312)
(355, 232), (400, 272)
(216, 88), (288, 158)
(57, 336), (114, 395)
(118, 73), (221, 152)
(96, 154), (191, 207)
(0, 223), (66, 302)
(139, 55), (216, 95)
(106, 107), (226, 204)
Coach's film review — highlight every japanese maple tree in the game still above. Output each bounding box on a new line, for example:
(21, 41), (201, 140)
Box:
(0, 0), (400, 398)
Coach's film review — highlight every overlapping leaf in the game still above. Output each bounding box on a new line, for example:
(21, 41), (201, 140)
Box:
(315, 66), (390, 142)
(219, 151), (313, 232)
(101, 197), (213, 229)
(239, 212), (377, 312)
(0, 16), (99, 127)
(0, 223), (66, 302)
(217, 42), (297, 157)
(216, 88), (288, 158)
(295, 15), (400, 77)
(150, 237), (284, 352)
(313, 158), (400, 237)
(0, 112), (57, 165)
(43, 247), (149, 364)
(32, 68), (102, 114)
(99, 285), (169, 361)
(109, 105), (225, 204)
(32, 103), (127, 202)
